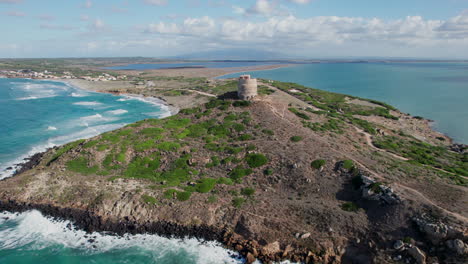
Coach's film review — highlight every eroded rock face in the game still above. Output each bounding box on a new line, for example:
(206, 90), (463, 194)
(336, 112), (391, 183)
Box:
(413, 215), (455, 244)
(407, 246), (426, 264)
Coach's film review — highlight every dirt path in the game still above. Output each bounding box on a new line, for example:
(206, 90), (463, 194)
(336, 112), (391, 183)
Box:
(353, 127), (409, 161)
(188, 90), (217, 98)
(260, 94), (468, 224)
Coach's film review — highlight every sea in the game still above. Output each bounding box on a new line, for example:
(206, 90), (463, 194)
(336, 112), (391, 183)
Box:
(105, 61), (291, 70)
(220, 62), (468, 144)
(0, 78), (242, 264)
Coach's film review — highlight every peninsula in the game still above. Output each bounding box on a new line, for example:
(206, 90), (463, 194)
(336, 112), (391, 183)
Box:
(0, 59), (467, 264)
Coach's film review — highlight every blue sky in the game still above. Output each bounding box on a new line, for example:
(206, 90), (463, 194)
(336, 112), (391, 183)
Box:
(1, 0), (468, 58)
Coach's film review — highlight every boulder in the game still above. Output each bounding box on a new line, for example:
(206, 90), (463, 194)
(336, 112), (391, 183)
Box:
(446, 239), (468, 255)
(246, 252), (256, 264)
(407, 246), (426, 264)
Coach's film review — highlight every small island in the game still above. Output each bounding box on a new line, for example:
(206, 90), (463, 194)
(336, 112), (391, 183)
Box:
(0, 58), (467, 264)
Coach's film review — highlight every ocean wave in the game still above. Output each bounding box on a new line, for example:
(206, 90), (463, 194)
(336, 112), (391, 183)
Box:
(0, 210), (243, 264)
(73, 101), (102, 106)
(106, 109), (128, 115)
(118, 95), (171, 113)
(71, 92), (88, 97)
(47, 126), (57, 131)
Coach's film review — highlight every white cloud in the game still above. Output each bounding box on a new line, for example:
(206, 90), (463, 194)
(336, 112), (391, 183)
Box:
(143, 13), (468, 54)
(287, 0), (312, 4)
(144, 0), (168, 6)
(80, 14), (90, 21)
(234, 0), (289, 17)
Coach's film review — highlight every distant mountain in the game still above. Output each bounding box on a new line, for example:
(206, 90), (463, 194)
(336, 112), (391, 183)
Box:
(168, 49), (296, 60)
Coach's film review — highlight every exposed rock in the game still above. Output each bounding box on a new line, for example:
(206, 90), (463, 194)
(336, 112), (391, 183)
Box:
(450, 144), (467, 154)
(246, 252), (256, 264)
(413, 215), (452, 245)
(446, 239), (468, 256)
(300, 232), (311, 239)
(359, 175), (401, 205)
(263, 241), (280, 255)
(394, 240), (405, 250)
(407, 246), (426, 264)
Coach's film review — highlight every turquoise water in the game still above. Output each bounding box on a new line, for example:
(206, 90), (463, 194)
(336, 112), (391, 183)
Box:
(220, 62), (468, 144)
(0, 78), (241, 264)
(0, 78), (171, 178)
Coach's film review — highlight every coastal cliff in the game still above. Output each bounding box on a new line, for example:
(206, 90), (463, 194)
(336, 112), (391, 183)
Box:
(0, 80), (466, 263)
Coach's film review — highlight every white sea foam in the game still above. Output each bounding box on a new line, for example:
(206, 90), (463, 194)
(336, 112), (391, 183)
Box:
(71, 92), (87, 97)
(106, 109), (128, 115)
(47, 126), (57, 131)
(73, 101), (102, 106)
(10, 81), (69, 101)
(0, 210), (243, 264)
(118, 94), (172, 114)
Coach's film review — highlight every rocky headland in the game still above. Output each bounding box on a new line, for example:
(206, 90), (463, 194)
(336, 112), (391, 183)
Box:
(0, 79), (466, 264)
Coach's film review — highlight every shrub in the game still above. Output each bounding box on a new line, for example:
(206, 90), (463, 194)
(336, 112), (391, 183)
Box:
(290, 136), (303, 142)
(245, 153), (268, 168)
(217, 177), (234, 185)
(238, 134), (253, 141)
(163, 189), (178, 199)
(232, 101), (251, 107)
(241, 188), (255, 197)
(262, 129), (274, 136)
(195, 178), (217, 193)
(176, 191), (192, 201)
(369, 182), (383, 194)
(229, 166), (253, 181)
(342, 160), (354, 170)
(232, 197), (246, 208)
(142, 194), (157, 205)
(341, 202), (359, 212)
(246, 144), (256, 151)
(264, 168), (273, 175)
(311, 159), (326, 169)
(164, 118), (191, 129)
(232, 123), (246, 132)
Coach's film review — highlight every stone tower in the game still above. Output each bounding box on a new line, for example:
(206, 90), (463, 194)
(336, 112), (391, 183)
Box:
(237, 75), (258, 100)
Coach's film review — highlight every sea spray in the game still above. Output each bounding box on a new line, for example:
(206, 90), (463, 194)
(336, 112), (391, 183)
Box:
(0, 210), (243, 264)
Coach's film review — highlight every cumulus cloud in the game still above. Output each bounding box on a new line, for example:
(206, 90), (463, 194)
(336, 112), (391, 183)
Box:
(234, 0), (289, 17)
(287, 0), (312, 4)
(144, 0), (168, 6)
(143, 13), (468, 50)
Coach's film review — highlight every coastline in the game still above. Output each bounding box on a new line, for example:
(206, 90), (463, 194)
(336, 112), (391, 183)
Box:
(0, 78), (176, 180)
(211, 64), (295, 79)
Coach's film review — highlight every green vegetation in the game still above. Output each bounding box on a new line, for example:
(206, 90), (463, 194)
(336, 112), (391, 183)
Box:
(289, 108), (311, 120)
(142, 194), (158, 205)
(290, 136), (303, 142)
(264, 168), (274, 175)
(232, 197), (246, 208)
(342, 160), (355, 170)
(229, 166), (253, 181)
(311, 159), (326, 169)
(241, 187), (255, 197)
(341, 202), (359, 212)
(66, 157), (98, 175)
(47, 139), (85, 165)
(262, 129), (274, 136)
(195, 178), (217, 193)
(245, 153), (268, 168)
(373, 136), (467, 183)
(176, 191), (192, 201)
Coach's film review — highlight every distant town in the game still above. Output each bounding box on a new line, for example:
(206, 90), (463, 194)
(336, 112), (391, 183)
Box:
(0, 69), (127, 82)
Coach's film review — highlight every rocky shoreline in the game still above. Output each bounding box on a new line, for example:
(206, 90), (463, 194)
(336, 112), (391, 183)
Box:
(0, 200), (312, 263)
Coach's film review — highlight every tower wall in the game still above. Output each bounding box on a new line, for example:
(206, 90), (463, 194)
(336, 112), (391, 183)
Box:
(237, 75), (258, 100)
